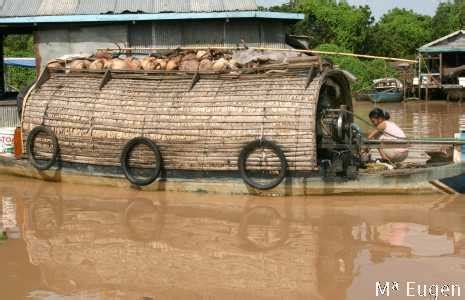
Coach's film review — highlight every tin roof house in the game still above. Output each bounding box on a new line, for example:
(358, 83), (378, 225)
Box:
(0, 0), (303, 69)
(417, 30), (465, 100)
(0, 0), (303, 97)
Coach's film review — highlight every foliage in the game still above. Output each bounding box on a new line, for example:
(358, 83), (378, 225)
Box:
(3, 1), (465, 91)
(316, 44), (397, 91)
(3, 34), (36, 90)
(5, 65), (36, 91)
(432, 0), (465, 39)
(4, 35), (34, 57)
(271, 1), (436, 59)
(267, 1), (439, 91)
(370, 8), (432, 58)
(279, 0), (374, 53)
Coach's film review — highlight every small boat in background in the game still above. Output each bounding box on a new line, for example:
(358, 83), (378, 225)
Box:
(356, 78), (404, 103)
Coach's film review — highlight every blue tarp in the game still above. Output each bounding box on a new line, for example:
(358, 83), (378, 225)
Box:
(4, 58), (36, 68)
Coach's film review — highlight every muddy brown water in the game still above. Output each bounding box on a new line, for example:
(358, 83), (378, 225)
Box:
(1, 102), (465, 300)
(1, 175), (465, 300)
(355, 101), (465, 139)
(355, 101), (465, 161)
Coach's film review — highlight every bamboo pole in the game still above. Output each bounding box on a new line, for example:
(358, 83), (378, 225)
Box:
(417, 54), (421, 99)
(97, 46), (417, 64)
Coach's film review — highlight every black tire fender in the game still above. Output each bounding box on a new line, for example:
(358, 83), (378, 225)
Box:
(238, 139), (288, 190)
(120, 137), (162, 187)
(26, 126), (59, 171)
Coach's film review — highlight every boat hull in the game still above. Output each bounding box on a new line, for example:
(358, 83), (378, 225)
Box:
(354, 93), (371, 102)
(1, 156), (464, 196)
(436, 175), (465, 194)
(367, 91), (404, 103)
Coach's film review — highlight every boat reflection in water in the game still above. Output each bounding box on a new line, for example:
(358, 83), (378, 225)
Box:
(2, 176), (465, 299)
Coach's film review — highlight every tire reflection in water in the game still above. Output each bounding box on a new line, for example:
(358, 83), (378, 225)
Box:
(29, 184), (63, 240)
(124, 198), (166, 242)
(238, 206), (289, 251)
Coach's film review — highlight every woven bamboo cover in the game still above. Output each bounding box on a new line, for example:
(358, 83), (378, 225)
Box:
(22, 70), (323, 171)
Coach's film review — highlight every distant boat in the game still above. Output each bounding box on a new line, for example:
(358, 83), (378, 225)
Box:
(366, 89), (404, 103)
(356, 78), (404, 103)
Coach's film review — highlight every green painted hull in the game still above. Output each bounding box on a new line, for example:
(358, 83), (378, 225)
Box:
(367, 90), (404, 103)
(1, 156), (464, 196)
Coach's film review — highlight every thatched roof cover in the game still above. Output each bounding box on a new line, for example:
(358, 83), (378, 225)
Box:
(22, 68), (349, 172)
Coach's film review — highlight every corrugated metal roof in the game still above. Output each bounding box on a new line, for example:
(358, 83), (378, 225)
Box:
(128, 19), (288, 51)
(0, 0), (258, 17)
(419, 48), (465, 53)
(419, 30), (465, 53)
(0, 105), (19, 128)
(420, 30), (465, 49)
(0, 11), (305, 24)
(1, 0), (42, 17)
(76, 0), (116, 15)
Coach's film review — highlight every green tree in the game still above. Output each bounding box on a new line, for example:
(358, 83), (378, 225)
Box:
(273, 0), (374, 53)
(4, 34), (34, 57)
(370, 8), (432, 58)
(3, 34), (35, 90)
(432, 0), (465, 39)
(317, 43), (397, 91)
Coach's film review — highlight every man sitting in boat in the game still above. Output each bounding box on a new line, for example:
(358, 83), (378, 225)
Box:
(367, 108), (409, 163)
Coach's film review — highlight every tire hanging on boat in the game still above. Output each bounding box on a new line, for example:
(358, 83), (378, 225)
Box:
(120, 137), (163, 187)
(26, 125), (59, 171)
(238, 140), (288, 190)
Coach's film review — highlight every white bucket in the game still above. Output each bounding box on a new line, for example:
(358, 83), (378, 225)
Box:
(454, 132), (465, 163)
(459, 77), (465, 88)
(0, 127), (15, 157)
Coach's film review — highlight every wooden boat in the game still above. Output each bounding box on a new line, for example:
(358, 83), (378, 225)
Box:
(356, 78), (404, 103)
(366, 89), (403, 103)
(1, 155), (464, 195)
(3, 61), (465, 196)
(354, 92), (371, 102)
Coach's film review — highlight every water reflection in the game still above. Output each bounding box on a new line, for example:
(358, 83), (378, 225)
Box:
(1, 177), (465, 299)
(124, 198), (166, 242)
(238, 205), (290, 251)
(1, 192), (19, 239)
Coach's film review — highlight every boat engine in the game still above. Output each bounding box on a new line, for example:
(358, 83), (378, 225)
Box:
(317, 105), (362, 180)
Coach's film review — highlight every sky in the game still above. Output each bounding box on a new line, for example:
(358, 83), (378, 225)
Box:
(257, 0), (443, 18)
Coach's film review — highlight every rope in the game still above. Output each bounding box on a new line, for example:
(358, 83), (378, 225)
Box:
(41, 102), (49, 126)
